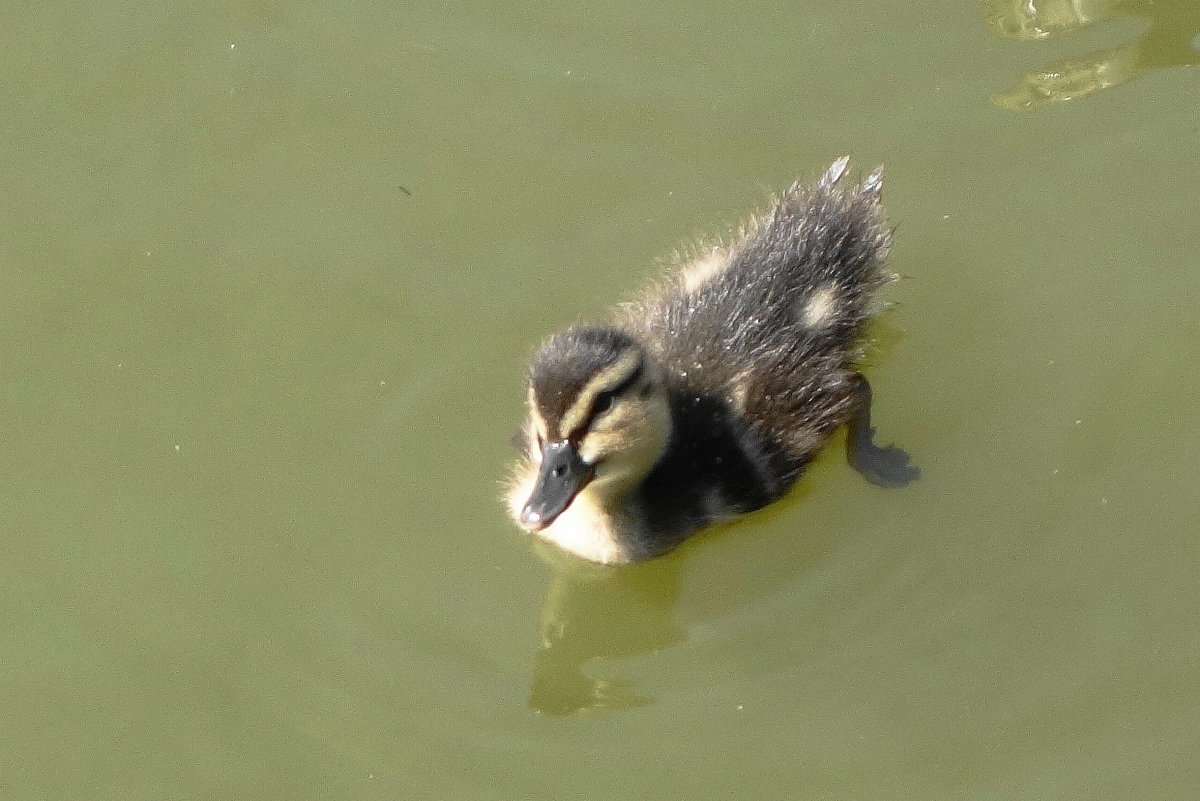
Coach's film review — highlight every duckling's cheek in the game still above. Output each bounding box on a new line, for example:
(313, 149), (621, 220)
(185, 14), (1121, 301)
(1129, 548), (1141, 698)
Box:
(577, 438), (603, 466)
(577, 428), (624, 465)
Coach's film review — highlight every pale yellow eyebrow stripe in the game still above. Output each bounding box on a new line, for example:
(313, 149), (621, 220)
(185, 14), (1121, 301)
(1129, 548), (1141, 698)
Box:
(557, 349), (642, 437)
(526, 386), (549, 450)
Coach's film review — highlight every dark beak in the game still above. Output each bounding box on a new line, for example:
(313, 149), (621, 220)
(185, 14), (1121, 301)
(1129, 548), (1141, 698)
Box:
(520, 440), (594, 530)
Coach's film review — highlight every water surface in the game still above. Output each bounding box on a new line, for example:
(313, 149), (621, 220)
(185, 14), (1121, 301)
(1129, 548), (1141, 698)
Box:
(2, 0), (1198, 798)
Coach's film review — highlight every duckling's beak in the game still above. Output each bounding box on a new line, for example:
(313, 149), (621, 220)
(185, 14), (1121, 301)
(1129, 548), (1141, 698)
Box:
(520, 440), (594, 530)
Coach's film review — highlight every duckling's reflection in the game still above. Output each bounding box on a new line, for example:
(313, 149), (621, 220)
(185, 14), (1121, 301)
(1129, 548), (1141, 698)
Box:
(984, 0), (1200, 110)
(525, 479), (837, 716)
(528, 541), (681, 715)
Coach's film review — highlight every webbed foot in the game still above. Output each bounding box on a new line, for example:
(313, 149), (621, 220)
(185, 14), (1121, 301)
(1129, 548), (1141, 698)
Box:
(846, 375), (920, 488)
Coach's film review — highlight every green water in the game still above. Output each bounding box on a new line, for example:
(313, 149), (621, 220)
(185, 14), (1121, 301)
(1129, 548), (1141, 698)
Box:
(2, 0), (1198, 798)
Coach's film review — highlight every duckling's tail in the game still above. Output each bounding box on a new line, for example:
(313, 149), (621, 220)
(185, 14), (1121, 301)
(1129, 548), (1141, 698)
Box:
(818, 155), (884, 201)
(819, 155), (852, 189)
(746, 157), (893, 329)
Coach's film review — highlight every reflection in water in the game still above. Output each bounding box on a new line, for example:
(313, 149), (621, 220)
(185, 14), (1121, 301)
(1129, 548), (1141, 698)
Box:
(524, 487), (834, 715)
(528, 542), (683, 715)
(984, 0), (1200, 110)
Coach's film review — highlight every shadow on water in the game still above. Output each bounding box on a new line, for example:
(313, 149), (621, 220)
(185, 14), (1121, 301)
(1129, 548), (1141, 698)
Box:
(984, 0), (1200, 110)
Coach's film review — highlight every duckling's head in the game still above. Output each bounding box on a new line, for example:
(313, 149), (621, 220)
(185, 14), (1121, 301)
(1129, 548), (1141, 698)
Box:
(515, 327), (670, 531)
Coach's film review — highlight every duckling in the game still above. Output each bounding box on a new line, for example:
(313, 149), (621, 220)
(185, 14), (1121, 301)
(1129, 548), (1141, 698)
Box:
(506, 157), (918, 564)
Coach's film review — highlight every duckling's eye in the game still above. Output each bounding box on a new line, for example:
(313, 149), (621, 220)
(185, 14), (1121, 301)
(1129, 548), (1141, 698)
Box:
(593, 391), (616, 417)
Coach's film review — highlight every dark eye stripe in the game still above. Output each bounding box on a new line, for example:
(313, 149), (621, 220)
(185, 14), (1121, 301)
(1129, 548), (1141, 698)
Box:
(605, 361), (643, 403)
(568, 360), (644, 441)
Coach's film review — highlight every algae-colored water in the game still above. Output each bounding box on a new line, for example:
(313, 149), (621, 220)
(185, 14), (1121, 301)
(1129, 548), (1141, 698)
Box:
(2, 0), (1198, 798)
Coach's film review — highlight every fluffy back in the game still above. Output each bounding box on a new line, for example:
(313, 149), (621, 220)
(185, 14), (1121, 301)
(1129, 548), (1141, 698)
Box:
(617, 159), (893, 460)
